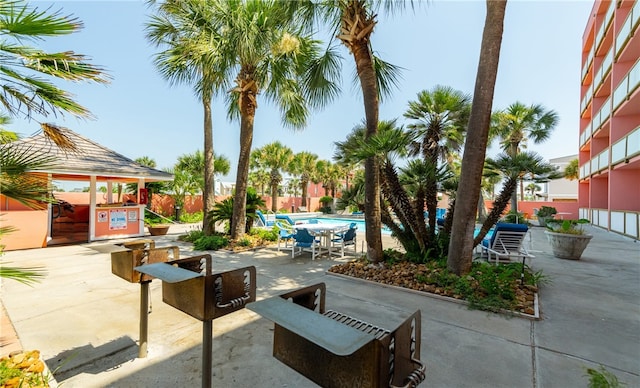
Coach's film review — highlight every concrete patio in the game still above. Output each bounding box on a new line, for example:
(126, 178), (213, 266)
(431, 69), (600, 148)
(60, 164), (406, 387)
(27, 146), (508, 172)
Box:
(1, 223), (638, 387)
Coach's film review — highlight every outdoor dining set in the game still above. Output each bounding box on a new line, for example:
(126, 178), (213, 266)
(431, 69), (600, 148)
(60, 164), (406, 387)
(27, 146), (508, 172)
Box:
(275, 220), (359, 260)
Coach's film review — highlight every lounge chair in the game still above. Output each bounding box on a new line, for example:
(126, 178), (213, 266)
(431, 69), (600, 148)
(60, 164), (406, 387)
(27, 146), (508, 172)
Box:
(256, 210), (275, 227)
(330, 224), (357, 258)
(291, 228), (322, 260)
(480, 223), (534, 282)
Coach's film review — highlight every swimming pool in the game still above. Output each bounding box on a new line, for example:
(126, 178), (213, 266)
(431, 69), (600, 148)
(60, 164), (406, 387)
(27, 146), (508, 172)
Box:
(296, 217), (392, 234)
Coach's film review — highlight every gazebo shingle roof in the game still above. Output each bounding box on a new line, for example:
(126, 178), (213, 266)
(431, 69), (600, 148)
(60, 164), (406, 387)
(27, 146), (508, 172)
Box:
(3, 126), (173, 182)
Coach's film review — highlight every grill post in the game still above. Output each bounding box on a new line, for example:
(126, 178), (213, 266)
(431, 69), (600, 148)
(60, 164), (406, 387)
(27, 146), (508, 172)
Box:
(139, 280), (150, 358)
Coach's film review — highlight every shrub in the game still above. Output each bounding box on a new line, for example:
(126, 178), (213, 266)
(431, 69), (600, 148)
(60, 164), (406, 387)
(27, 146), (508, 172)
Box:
(179, 229), (204, 243)
(250, 228), (278, 242)
(193, 235), (229, 251)
(180, 211), (203, 223)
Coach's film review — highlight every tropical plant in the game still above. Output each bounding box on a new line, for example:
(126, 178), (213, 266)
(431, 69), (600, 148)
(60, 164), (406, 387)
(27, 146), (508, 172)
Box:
(448, 0), (508, 276)
(251, 142), (293, 212)
(490, 101), (559, 211)
(404, 85), (471, 241)
(125, 156), (167, 204)
(546, 219), (590, 235)
(290, 151), (318, 207)
(146, 0), (226, 235)
(208, 187), (265, 234)
(248, 169), (270, 196)
(537, 205), (557, 219)
(311, 0), (412, 264)
(473, 152), (560, 246)
(565, 158), (579, 180)
(175, 150), (230, 195)
(0, 1), (108, 120)
(210, 1), (340, 240)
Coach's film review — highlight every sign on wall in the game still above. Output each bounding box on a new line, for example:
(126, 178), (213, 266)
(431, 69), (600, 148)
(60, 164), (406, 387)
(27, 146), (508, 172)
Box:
(109, 209), (127, 230)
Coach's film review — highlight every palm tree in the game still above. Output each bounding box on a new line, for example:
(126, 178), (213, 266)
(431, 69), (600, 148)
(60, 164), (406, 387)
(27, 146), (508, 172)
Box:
(565, 158), (579, 180)
(314, 0), (409, 264)
(291, 151), (319, 208)
(491, 101), (559, 211)
(146, 0), (227, 235)
(404, 85), (471, 241)
(448, 0), (507, 276)
(251, 142), (293, 212)
(473, 152), (560, 245)
(175, 150), (230, 196)
(248, 169), (270, 196)
(0, 1), (108, 120)
(205, 1), (339, 240)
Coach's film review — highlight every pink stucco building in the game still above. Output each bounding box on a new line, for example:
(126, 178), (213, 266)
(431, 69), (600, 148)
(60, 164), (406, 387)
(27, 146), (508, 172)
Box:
(579, 0), (640, 240)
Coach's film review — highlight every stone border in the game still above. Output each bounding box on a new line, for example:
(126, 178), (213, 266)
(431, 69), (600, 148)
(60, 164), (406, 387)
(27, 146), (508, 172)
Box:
(326, 271), (540, 320)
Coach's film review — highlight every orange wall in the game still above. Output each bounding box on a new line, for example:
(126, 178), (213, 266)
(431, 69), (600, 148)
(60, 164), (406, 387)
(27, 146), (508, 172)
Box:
(0, 210), (48, 250)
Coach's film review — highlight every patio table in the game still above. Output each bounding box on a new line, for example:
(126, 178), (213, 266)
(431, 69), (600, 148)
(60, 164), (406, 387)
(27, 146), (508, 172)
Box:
(294, 223), (349, 257)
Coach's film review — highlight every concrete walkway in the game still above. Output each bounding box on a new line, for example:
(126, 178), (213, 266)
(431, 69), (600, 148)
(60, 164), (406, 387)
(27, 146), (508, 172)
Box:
(1, 224), (638, 387)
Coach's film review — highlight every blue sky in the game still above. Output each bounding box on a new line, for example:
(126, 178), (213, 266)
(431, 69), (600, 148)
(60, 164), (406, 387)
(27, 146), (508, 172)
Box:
(16, 1), (593, 190)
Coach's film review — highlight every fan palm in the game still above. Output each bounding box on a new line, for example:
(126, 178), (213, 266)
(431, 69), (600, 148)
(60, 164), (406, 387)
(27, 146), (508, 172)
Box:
(306, 0), (411, 263)
(490, 101), (558, 212)
(404, 85), (471, 241)
(291, 151), (319, 208)
(473, 151), (561, 245)
(251, 141), (293, 212)
(203, 0), (339, 239)
(146, 0), (227, 235)
(0, 1), (108, 119)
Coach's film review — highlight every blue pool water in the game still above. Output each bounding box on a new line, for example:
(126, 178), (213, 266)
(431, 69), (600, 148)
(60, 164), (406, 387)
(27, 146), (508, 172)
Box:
(296, 217), (392, 234)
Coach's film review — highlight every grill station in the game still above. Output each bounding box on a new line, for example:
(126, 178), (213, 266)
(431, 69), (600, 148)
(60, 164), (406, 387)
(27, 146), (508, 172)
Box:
(248, 283), (426, 387)
(110, 239), (180, 357)
(135, 254), (256, 388)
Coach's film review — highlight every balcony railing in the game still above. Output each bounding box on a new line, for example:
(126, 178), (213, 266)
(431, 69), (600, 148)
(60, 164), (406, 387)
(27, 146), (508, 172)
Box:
(611, 126), (640, 164)
(613, 59), (640, 111)
(581, 84), (593, 113)
(596, 0), (616, 52)
(595, 49), (613, 91)
(615, 0), (640, 58)
(582, 45), (594, 81)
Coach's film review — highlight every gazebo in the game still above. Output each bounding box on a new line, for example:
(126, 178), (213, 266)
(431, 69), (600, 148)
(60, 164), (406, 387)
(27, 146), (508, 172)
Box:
(0, 127), (173, 250)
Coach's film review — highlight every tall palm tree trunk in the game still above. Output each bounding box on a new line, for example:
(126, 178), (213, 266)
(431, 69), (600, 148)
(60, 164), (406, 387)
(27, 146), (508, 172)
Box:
(231, 113), (255, 239)
(448, 0), (507, 276)
(203, 97), (215, 235)
(353, 42), (383, 264)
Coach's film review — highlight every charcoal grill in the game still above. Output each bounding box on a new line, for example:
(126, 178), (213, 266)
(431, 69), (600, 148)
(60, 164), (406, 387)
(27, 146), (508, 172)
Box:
(110, 240), (180, 357)
(136, 254), (256, 388)
(248, 283), (426, 387)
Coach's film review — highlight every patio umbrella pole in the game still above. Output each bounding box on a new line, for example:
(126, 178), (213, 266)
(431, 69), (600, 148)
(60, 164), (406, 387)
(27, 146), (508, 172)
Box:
(139, 280), (150, 358)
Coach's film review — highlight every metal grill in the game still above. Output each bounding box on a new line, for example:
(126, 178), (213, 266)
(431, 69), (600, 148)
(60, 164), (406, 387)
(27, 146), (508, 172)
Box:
(323, 310), (390, 340)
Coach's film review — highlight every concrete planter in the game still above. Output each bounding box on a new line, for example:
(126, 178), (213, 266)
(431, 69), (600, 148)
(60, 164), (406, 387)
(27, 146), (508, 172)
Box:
(544, 231), (593, 260)
(147, 225), (170, 236)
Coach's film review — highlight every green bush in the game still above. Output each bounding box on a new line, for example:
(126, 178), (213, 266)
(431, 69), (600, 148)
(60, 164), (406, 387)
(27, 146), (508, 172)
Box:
(180, 211), (203, 223)
(179, 229), (205, 243)
(250, 228), (278, 242)
(193, 235), (229, 251)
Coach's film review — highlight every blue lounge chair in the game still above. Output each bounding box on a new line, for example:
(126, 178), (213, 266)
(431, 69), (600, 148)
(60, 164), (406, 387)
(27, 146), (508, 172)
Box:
(292, 228), (322, 260)
(256, 210), (275, 227)
(480, 222), (533, 283)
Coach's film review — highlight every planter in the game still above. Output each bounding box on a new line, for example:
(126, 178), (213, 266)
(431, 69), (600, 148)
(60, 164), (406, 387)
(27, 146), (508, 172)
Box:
(544, 231), (593, 260)
(148, 225), (170, 236)
(537, 217), (551, 227)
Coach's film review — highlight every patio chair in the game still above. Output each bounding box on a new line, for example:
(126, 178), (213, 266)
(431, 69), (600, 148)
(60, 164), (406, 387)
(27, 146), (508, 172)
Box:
(275, 221), (295, 252)
(330, 224), (357, 258)
(292, 228), (322, 260)
(480, 223), (534, 282)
